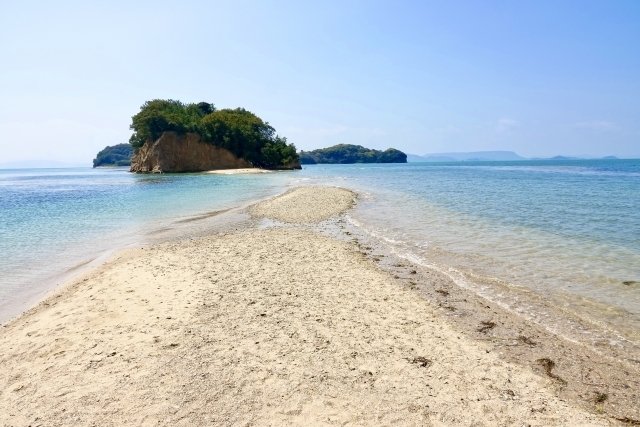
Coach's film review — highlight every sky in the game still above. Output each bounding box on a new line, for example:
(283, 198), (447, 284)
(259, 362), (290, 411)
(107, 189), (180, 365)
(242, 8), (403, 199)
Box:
(0, 0), (639, 165)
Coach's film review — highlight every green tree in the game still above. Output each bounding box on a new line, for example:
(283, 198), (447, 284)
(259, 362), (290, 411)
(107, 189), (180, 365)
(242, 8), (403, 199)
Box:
(128, 99), (300, 169)
(93, 143), (133, 167)
(196, 102), (215, 115)
(129, 99), (212, 148)
(298, 144), (407, 164)
(260, 136), (297, 168)
(129, 99), (187, 147)
(200, 108), (276, 164)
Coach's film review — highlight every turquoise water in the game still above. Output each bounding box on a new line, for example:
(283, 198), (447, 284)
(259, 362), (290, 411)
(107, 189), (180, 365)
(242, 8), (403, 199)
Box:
(1, 160), (639, 355)
(295, 159), (640, 353)
(0, 167), (294, 319)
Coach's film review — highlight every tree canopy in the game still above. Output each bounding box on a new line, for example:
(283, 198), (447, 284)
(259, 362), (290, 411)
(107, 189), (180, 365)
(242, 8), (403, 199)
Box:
(128, 99), (298, 169)
(93, 143), (133, 167)
(299, 144), (407, 164)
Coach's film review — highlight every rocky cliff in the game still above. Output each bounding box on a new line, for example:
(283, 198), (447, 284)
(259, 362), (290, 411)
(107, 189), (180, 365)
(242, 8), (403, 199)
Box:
(130, 132), (254, 173)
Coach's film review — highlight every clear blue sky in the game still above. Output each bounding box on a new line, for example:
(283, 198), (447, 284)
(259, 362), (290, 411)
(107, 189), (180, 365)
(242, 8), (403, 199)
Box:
(1, 0), (638, 165)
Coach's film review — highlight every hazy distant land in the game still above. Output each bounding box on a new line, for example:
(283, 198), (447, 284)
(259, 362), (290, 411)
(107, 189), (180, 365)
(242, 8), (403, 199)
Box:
(406, 151), (622, 162)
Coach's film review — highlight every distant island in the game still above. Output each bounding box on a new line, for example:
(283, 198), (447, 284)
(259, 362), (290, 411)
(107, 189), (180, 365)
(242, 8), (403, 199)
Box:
(299, 144), (407, 164)
(408, 151), (525, 162)
(407, 151), (624, 162)
(530, 155), (619, 160)
(93, 144), (133, 167)
(127, 99), (300, 173)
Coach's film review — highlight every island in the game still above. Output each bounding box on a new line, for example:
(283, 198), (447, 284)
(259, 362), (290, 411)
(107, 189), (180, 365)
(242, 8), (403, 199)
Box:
(299, 144), (407, 164)
(408, 151), (526, 162)
(127, 99), (301, 173)
(93, 144), (133, 167)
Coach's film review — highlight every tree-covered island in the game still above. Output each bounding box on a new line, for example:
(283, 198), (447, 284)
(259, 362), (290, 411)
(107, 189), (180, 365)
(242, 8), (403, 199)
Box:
(127, 99), (300, 172)
(93, 144), (133, 167)
(94, 101), (406, 170)
(299, 144), (407, 164)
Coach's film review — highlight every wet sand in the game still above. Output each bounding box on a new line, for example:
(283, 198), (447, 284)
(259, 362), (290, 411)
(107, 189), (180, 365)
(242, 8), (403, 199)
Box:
(0, 186), (620, 425)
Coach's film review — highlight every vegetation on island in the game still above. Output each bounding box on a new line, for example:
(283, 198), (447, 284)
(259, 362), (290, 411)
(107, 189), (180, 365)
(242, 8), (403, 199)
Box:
(128, 99), (299, 169)
(93, 143), (133, 167)
(299, 144), (407, 164)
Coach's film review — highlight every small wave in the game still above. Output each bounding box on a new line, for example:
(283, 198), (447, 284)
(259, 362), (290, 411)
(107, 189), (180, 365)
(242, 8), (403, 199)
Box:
(345, 215), (362, 227)
(346, 213), (639, 358)
(346, 216), (404, 245)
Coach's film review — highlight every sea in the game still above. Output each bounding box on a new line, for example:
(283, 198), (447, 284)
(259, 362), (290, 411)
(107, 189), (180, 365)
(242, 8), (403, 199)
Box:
(1, 160), (639, 358)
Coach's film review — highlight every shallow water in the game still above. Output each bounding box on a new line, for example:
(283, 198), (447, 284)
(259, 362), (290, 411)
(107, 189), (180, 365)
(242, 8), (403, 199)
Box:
(0, 167), (294, 319)
(2, 160), (639, 357)
(295, 160), (640, 356)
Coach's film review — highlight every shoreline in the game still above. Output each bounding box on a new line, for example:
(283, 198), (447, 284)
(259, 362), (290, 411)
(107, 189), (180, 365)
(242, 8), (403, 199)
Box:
(0, 181), (290, 327)
(0, 246), (123, 326)
(0, 186), (634, 424)
(205, 168), (271, 175)
(332, 213), (640, 423)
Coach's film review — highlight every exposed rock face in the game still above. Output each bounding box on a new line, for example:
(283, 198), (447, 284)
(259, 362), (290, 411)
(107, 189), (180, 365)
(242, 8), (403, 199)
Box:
(130, 132), (253, 173)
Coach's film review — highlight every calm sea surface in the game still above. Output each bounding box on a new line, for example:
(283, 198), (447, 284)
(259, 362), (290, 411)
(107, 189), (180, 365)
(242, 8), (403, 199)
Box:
(1, 160), (639, 354)
(295, 159), (640, 355)
(0, 167), (294, 320)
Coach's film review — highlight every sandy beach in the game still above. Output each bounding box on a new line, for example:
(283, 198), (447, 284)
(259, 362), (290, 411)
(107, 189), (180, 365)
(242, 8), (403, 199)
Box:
(0, 187), (623, 425)
(205, 168), (271, 175)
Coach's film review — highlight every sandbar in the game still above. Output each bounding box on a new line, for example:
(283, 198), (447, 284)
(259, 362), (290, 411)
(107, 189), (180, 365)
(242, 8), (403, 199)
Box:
(205, 168), (271, 175)
(0, 187), (613, 425)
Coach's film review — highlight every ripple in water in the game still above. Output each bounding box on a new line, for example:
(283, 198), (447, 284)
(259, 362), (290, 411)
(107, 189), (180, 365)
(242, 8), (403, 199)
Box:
(299, 159), (640, 359)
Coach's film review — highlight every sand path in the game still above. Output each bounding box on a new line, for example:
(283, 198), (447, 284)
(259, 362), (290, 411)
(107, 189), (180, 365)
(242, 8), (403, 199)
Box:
(0, 187), (609, 426)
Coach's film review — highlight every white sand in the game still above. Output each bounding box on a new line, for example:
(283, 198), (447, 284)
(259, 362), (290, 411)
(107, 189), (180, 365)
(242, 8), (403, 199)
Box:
(205, 168), (270, 175)
(0, 187), (609, 426)
(250, 186), (355, 223)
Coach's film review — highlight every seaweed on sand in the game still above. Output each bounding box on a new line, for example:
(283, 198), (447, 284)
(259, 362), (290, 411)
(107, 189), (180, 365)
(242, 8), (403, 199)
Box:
(409, 356), (432, 368)
(477, 321), (496, 333)
(536, 358), (567, 385)
(517, 335), (536, 346)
